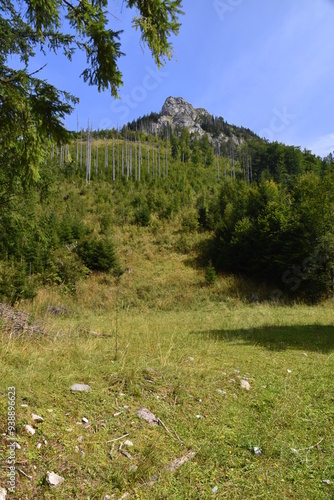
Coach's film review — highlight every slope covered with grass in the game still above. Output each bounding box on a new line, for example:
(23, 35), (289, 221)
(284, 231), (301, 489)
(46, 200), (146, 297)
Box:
(1, 224), (333, 499)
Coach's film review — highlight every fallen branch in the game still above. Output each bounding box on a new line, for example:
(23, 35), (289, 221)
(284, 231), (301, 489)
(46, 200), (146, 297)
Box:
(106, 433), (129, 444)
(157, 417), (171, 435)
(291, 437), (324, 454)
(17, 468), (32, 480)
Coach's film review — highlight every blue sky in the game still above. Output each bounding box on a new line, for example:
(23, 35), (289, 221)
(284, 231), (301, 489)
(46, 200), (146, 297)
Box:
(25, 0), (334, 157)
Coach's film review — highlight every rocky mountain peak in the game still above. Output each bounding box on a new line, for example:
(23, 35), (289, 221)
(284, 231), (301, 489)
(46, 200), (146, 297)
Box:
(159, 96), (204, 136)
(161, 97), (197, 120)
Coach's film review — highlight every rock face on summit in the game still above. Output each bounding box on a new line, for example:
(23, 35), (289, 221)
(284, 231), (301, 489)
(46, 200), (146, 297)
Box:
(161, 97), (197, 122)
(158, 97), (206, 136)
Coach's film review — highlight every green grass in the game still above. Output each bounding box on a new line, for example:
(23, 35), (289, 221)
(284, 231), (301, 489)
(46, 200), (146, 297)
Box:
(1, 227), (334, 499)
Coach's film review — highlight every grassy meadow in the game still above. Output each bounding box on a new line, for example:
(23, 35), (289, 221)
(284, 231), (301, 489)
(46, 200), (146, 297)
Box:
(1, 224), (334, 499)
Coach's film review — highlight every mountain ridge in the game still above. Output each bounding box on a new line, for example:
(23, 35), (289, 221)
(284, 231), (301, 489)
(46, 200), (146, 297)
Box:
(128, 96), (260, 147)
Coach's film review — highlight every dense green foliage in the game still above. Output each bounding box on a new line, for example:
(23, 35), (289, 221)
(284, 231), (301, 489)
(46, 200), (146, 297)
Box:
(0, 119), (333, 303)
(77, 236), (120, 272)
(211, 174), (334, 300)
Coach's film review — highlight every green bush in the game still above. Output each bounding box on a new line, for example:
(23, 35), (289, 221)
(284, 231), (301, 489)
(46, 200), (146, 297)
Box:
(45, 248), (90, 293)
(0, 261), (37, 304)
(205, 261), (217, 285)
(135, 206), (151, 227)
(181, 210), (199, 233)
(77, 236), (121, 272)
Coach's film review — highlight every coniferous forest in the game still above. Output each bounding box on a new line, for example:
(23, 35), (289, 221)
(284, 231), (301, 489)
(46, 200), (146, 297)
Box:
(1, 119), (333, 304)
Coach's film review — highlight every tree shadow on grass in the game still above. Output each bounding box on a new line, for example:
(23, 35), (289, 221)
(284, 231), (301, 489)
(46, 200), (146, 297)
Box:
(195, 325), (334, 354)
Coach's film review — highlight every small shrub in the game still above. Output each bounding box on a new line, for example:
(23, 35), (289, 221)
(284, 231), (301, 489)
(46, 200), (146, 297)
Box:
(77, 236), (121, 272)
(0, 261), (37, 304)
(198, 206), (208, 229)
(205, 261), (217, 285)
(45, 248), (90, 293)
(135, 206), (151, 227)
(181, 210), (199, 233)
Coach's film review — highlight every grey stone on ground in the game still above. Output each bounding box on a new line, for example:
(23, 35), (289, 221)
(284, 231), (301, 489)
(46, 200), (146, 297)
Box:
(32, 413), (44, 423)
(167, 451), (196, 471)
(70, 384), (91, 392)
(137, 408), (158, 425)
(45, 471), (65, 488)
(0, 486), (6, 499)
(24, 424), (35, 435)
(240, 379), (250, 390)
(47, 305), (70, 316)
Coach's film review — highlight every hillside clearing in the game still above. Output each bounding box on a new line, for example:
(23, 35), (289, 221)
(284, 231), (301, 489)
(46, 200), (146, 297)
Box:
(1, 228), (333, 499)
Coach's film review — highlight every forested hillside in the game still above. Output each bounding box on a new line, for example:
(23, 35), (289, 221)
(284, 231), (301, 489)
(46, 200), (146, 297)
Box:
(1, 112), (333, 304)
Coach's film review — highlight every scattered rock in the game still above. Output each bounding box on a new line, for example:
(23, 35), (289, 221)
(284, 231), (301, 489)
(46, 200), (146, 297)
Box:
(47, 305), (70, 316)
(137, 408), (158, 425)
(287, 369), (292, 373)
(323, 479), (331, 485)
(82, 417), (89, 424)
(216, 389), (226, 395)
(167, 451), (196, 472)
(212, 485), (218, 494)
(123, 440), (133, 447)
(196, 415), (202, 419)
(70, 384), (91, 392)
(45, 471), (64, 488)
(120, 449), (132, 459)
(32, 413), (44, 423)
(253, 446), (262, 455)
(37, 443), (42, 450)
(104, 496), (111, 500)
(240, 380), (250, 390)
(24, 424), (35, 435)
(0, 487), (7, 499)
